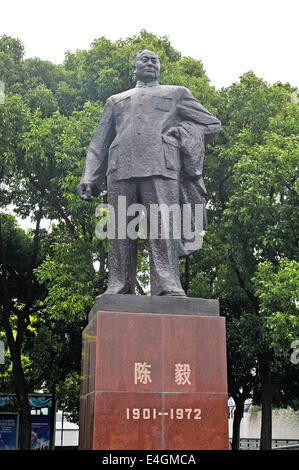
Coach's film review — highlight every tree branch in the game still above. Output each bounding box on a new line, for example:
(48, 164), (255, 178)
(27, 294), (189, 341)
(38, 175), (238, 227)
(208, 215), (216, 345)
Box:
(136, 279), (146, 295)
(0, 219), (17, 356)
(16, 153), (77, 236)
(228, 251), (260, 312)
(16, 205), (43, 350)
(182, 255), (190, 293)
(219, 171), (232, 211)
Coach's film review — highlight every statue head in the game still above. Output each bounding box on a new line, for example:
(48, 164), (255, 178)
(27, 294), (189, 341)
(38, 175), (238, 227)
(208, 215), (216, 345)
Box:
(133, 49), (160, 82)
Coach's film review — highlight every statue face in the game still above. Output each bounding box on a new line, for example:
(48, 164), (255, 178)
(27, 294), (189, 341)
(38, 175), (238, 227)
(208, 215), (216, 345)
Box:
(133, 50), (160, 82)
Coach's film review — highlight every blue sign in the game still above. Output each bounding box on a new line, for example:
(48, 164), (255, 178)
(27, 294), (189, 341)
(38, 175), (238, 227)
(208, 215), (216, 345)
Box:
(31, 415), (50, 450)
(0, 395), (52, 408)
(0, 413), (19, 450)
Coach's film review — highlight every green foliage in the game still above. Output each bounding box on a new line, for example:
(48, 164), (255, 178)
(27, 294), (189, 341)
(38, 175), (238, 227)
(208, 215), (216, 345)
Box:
(23, 85), (58, 117)
(0, 214), (45, 305)
(0, 35), (25, 93)
(253, 259), (299, 357)
(22, 58), (66, 92)
(0, 35), (24, 61)
(217, 72), (293, 143)
(185, 69), (299, 416)
(35, 236), (96, 321)
(56, 371), (81, 423)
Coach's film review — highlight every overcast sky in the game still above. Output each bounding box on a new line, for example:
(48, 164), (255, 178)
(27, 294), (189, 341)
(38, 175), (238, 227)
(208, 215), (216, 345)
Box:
(1, 0), (298, 90)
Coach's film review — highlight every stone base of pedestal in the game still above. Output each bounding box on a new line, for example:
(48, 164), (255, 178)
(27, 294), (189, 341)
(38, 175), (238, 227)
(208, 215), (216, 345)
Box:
(79, 295), (229, 450)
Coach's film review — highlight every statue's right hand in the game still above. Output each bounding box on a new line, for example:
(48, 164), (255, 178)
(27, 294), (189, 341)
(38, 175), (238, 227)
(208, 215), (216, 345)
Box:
(77, 182), (95, 201)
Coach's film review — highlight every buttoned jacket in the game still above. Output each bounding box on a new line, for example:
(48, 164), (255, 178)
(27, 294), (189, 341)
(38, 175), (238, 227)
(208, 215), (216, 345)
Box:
(80, 81), (221, 190)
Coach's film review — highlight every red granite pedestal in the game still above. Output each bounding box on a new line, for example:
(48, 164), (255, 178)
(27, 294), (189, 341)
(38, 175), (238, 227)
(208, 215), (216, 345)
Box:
(79, 297), (229, 450)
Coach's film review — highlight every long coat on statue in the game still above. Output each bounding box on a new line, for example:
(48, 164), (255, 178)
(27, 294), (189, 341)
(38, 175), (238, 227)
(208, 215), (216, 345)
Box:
(177, 120), (210, 256)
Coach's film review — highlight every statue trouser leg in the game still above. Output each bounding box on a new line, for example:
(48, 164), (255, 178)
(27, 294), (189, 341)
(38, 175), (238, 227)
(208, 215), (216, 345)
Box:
(139, 177), (186, 297)
(105, 175), (185, 296)
(105, 177), (138, 294)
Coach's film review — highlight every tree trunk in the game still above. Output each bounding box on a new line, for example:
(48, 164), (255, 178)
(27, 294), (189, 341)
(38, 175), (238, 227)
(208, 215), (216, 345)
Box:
(12, 356), (31, 450)
(259, 352), (273, 450)
(231, 398), (245, 450)
(19, 399), (31, 450)
(0, 213), (42, 450)
(49, 387), (57, 450)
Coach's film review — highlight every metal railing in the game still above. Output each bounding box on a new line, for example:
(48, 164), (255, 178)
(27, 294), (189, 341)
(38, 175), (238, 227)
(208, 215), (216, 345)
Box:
(238, 438), (299, 450)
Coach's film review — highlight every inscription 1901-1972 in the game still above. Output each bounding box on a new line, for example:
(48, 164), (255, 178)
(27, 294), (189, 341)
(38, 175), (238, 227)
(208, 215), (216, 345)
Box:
(126, 408), (202, 420)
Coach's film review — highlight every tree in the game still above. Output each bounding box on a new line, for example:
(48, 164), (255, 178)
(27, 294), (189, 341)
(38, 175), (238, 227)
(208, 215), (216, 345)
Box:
(195, 74), (298, 449)
(23, 309), (85, 448)
(221, 110), (298, 449)
(181, 72), (298, 449)
(0, 214), (46, 449)
(226, 313), (259, 450)
(253, 259), (299, 425)
(0, 35), (25, 93)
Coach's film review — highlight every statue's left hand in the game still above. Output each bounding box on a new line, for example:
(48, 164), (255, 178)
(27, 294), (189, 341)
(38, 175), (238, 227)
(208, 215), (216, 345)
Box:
(166, 127), (180, 139)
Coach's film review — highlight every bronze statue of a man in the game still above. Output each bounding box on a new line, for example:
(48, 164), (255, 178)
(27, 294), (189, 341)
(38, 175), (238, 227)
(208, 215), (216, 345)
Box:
(77, 50), (221, 296)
